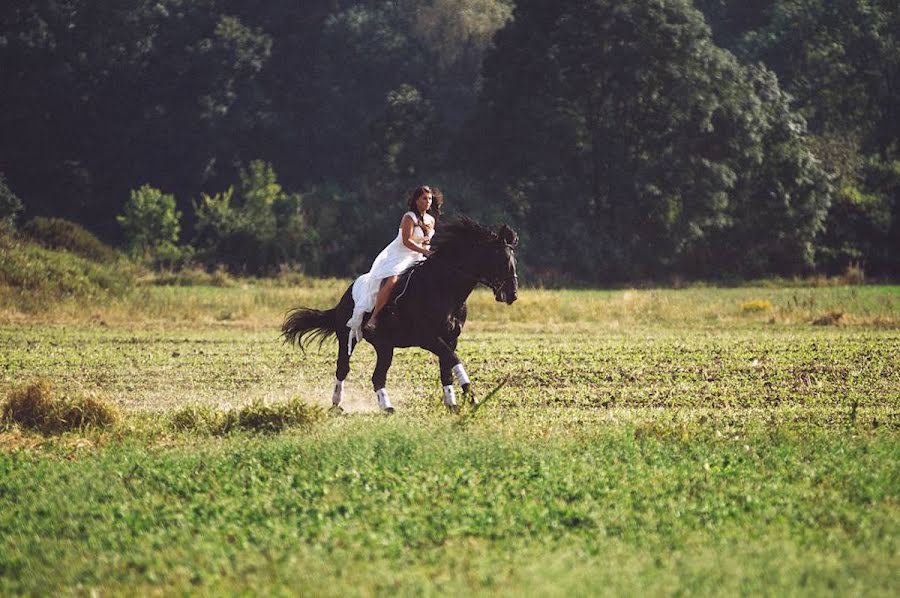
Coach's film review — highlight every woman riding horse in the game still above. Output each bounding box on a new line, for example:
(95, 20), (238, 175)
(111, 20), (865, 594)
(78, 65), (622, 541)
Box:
(347, 186), (442, 345)
(283, 205), (518, 413)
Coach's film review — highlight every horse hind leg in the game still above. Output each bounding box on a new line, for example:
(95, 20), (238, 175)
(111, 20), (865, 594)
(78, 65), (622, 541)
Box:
(372, 345), (395, 413)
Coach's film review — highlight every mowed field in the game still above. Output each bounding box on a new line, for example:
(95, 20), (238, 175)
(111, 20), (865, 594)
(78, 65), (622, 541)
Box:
(1, 282), (898, 596)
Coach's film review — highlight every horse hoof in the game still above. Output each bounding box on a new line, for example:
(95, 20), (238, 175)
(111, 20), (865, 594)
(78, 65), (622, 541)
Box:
(446, 404), (460, 414)
(328, 405), (344, 416)
(382, 407), (395, 415)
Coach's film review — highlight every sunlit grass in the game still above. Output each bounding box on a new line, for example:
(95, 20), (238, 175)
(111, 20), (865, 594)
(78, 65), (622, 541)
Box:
(2, 277), (897, 331)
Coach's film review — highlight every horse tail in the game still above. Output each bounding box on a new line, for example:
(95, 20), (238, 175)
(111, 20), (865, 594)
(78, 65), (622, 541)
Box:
(281, 307), (338, 350)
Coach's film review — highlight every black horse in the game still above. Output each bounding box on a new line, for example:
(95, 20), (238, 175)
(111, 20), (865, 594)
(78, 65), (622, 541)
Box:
(281, 218), (519, 413)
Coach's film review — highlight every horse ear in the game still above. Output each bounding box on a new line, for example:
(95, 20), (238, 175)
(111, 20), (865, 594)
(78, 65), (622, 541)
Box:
(497, 224), (518, 247)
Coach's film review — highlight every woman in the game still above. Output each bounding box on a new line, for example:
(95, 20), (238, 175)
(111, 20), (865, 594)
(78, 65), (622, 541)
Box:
(346, 185), (443, 350)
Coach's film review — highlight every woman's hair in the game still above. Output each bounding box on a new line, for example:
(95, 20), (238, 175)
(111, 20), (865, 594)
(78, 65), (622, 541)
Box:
(406, 185), (444, 235)
(407, 185), (444, 218)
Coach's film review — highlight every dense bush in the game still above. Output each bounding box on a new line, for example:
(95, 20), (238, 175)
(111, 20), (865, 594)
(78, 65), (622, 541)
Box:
(22, 217), (121, 264)
(193, 161), (318, 274)
(0, 229), (135, 308)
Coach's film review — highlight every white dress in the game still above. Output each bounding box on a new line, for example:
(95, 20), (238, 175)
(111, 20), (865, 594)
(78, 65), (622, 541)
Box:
(346, 211), (434, 351)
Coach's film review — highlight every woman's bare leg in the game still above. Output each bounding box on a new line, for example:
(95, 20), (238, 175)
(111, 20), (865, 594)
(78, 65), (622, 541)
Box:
(366, 275), (399, 329)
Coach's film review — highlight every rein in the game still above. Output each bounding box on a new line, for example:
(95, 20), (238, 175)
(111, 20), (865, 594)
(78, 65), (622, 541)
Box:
(442, 248), (518, 294)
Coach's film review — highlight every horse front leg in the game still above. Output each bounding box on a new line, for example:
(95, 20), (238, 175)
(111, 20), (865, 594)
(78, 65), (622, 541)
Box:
(372, 345), (395, 413)
(438, 351), (459, 413)
(427, 337), (476, 409)
(332, 327), (354, 411)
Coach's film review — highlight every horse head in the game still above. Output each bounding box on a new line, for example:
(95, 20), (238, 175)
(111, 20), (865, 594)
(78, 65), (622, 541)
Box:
(489, 224), (519, 305)
(430, 218), (519, 304)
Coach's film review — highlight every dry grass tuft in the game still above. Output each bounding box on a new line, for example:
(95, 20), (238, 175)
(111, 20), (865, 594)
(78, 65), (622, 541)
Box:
(812, 310), (847, 326)
(0, 430), (45, 453)
(840, 262), (866, 286)
(1, 380), (117, 435)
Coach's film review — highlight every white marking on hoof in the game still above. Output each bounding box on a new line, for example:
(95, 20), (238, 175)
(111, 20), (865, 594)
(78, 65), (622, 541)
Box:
(442, 385), (457, 408)
(376, 388), (394, 413)
(452, 364), (471, 387)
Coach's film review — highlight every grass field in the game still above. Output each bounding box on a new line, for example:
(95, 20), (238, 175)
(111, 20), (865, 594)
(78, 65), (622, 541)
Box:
(0, 282), (898, 595)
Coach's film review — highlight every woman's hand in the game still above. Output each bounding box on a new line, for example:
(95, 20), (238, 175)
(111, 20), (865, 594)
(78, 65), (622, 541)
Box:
(402, 214), (434, 256)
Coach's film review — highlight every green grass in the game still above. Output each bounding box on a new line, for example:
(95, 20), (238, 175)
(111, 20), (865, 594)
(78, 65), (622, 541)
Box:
(0, 282), (897, 595)
(0, 420), (896, 595)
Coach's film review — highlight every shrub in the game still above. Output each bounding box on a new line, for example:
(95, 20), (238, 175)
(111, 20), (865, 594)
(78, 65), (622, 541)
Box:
(118, 185), (183, 265)
(812, 311), (846, 326)
(236, 398), (323, 433)
(2, 381), (117, 435)
(169, 398), (323, 435)
(170, 404), (235, 436)
(22, 217), (121, 263)
(0, 174), (23, 225)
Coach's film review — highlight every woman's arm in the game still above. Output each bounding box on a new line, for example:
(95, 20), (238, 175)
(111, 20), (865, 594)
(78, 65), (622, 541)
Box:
(401, 214), (431, 256)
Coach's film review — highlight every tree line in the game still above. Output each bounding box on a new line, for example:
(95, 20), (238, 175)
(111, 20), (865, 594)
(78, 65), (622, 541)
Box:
(1, 0), (897, 282)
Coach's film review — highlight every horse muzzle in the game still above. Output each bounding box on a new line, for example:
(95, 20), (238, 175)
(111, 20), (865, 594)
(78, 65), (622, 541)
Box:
(495, 282), (518, 305)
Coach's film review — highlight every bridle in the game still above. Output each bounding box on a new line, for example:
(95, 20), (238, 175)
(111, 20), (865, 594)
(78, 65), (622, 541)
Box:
(447, 242), (518, 294)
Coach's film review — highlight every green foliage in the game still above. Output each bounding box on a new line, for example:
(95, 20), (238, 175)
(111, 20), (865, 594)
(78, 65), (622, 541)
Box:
(696, 0), (900, 277)
(170, 403), (230, 435)
(368, 84), (437, 181)
(146, 266), (237, 287)
(0, 174), (23, 226)
(193, 161), (317, 274)
(22, 217), (121, 264)
(817, 156), (899, 274)
(235, 398), (324, 433)
(731, 0), (899, 148)
(1, 0), (897, 280)
(1, 380), (116, 435)
(117, 185), (183, 265)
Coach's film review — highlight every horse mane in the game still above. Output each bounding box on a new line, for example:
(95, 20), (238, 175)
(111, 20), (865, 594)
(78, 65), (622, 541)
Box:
(392, 215), (517, 307)
(429, 217), (498, 256)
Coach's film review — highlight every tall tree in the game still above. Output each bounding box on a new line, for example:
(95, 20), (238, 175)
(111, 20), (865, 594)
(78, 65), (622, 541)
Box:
(694, 0), (900, 274)
(471, 0), (830, 281)
(0, 1), (270, 236)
